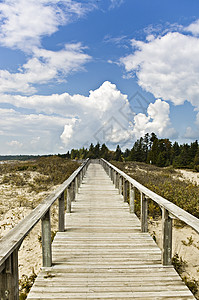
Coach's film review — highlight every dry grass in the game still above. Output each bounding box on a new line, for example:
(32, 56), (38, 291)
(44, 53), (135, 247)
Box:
(0, 157), (80, 299)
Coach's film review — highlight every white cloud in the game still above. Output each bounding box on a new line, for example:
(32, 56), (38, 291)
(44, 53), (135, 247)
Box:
(184, 126), (199, 139)
(132, 99), (176, 139)
(60, 119), (77, 145)
(7, 140), (23, 148)
(0, 0), (91, 51)
(121, 31), (199, 109)
(0, 43), (91, 94)
(0, 107), (71, 153)
(185, 20), (199, 36)
(0, 1), (92, 94)
(0, 81), (134, 153)
(0, 82), (177, 154)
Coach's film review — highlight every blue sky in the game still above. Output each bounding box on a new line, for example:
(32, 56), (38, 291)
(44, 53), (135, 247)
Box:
(0, 0), (199, 154)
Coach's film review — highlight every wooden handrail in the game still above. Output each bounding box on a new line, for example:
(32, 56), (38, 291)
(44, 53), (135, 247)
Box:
(0, 158), (90, 299)
(101, 159), (199, 233)
(100, 158), (199, 266)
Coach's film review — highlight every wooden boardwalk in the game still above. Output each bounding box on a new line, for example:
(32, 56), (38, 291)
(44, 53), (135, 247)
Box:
(27, 162), (195, 299)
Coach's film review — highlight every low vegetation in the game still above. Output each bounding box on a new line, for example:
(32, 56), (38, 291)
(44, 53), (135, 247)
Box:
(0, 156), (80, 299)
(111, 160), (199, 218)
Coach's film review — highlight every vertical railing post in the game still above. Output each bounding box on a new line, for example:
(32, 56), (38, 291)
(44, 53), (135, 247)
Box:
(78, 173), (80, 188)
(115, 172), (119, 189)
(81, 169), (84, 181)
(72, 181), (75, 201)
(42, 209), (52, 267)
(162, 208), (172, 265)
(111, 169), (113, 182)
(119, 176), (122, 195)
(67, 185), (72, 213)
(112, 170), (115, 184)
(141, 193), (148, 232)
(0, 249), (19, 300)
(58, 191), (65, 232)
(129, 184), (135, 213)
(109, 168), (112, 180)
(75, 176), (78, 194)
(123, 179), (128, 202)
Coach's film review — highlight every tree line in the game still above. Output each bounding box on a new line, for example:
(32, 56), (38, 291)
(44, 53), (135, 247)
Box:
(65, 133), (199, 170)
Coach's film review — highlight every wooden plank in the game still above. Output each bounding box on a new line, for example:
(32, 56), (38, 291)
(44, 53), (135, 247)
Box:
(27, 162), (195, 300)
(101, 159), (199, 234)
(0, 159), (89, 267)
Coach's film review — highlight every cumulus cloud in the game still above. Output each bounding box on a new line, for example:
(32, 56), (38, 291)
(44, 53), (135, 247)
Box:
(185, 20), (199, 36)
(120, 30), (199, 110)
(0, 81), (176, 154)
(184, 126), (199, 140)
(0, 81), (134, 153)
(132, 99), (176, 139)
(0, 107), (70, 153)
(60, 119), (77, 145)
(0, 43), (91, 94)
(0, 0), (93, 94)
(0, 0), (92, 51)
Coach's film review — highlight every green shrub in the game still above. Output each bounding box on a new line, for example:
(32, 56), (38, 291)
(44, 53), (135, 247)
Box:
(172, 253), (187, 275)
(19, 269), (37, 299)
(111, 161), (199, 218)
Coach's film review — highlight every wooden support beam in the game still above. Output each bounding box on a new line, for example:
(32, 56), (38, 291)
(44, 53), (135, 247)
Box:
(0, 249), (19, 300)
(119, 176), (122, 195)
(75, 176), (78, 194)
(115, 172), (119, 189)
(123, 179), (128, 202)
(108, 166), (111, 178)
(111, 169), (114, 182)
(71, 181), (75, 201)
(58, 192), (65, 232)
(141, 193), (148, 232)
(162, 208), (172, 265)
(42, 209), (52, 267)
(129, 184), (135, 213)
(67, 185), (72, 213)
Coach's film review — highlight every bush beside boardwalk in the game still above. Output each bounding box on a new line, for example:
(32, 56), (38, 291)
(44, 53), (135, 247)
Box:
(0, 157), (80, 299)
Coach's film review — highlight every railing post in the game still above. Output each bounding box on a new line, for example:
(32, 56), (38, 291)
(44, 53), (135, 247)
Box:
(71, 181), (75, 201)
(67, 185), (72, 213)
(115, 172), (119, 189)
(123, 179), (128, 202)
(162, 208), (172, 265)
(129, 184), (135, 213)
(77, 173), (80, 188)
(81, 169), (84, 181)
(0, 249), (19, 300)
(113, 171), (116, 186)
(42, 209), (52, 267)
(141, 193), (148, 232)
(75, 176), (78, 194)
(119, 176), (122, 195)
(58, 191), (65, 232)
(111, 169), (113, 182)
(108, 167), (111, 178)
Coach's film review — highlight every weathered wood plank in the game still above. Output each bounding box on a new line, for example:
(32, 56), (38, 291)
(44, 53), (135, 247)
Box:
(27, 162), (195, 300)
(101, 159), (199, 234)
(0, 159), (89, 267)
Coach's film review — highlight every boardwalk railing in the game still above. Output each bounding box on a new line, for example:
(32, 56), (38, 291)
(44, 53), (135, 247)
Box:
(100, 159), (199, 266)
(0, 158), (90, 300)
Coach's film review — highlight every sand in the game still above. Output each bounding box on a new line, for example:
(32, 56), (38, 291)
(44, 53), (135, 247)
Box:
(0, 167), (199, 297)
(0, 172), (59, 281)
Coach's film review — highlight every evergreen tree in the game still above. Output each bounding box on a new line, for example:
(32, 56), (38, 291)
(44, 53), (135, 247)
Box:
(100, 144), (109, 160)
(114, 145), (123, 161)
(87, 143), (95, 158)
